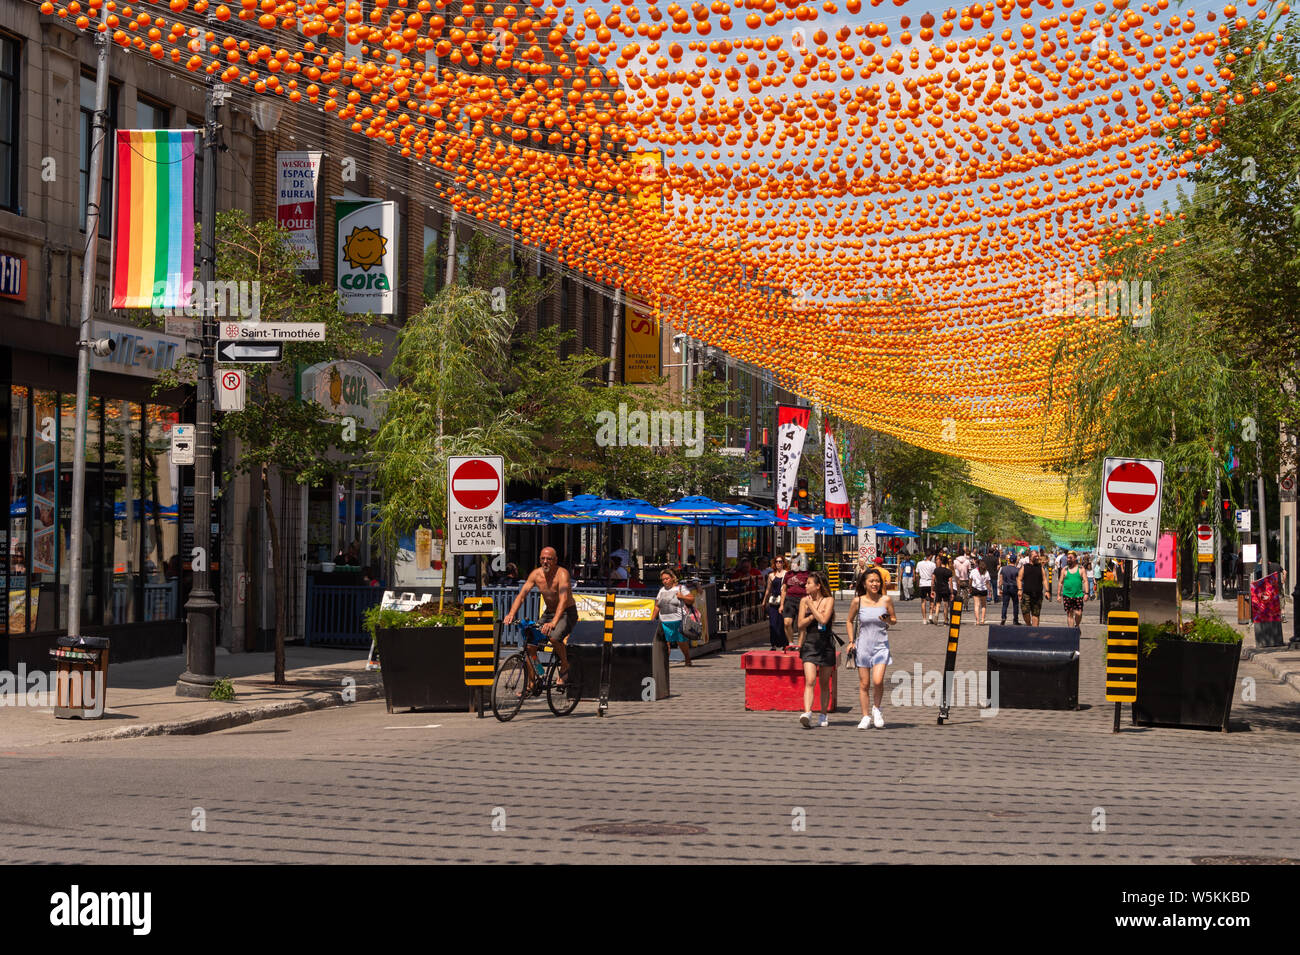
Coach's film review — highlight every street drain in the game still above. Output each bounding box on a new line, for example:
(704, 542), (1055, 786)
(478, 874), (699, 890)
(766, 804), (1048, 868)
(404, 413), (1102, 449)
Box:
(574, 821), (707, 837)
(1190, 855), (1298, 865)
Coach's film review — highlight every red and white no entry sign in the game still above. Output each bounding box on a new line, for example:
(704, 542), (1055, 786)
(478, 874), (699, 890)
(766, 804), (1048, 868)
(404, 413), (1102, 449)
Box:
(1197, 525), (1212, 542)
(451, 458), (501, 510)
(1105, 461), (1159, 515)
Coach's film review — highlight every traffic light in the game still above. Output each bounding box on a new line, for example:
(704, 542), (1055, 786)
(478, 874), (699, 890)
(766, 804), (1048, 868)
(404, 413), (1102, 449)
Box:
(1223, 499), (1232, 514)
(796, 477), (809, 510)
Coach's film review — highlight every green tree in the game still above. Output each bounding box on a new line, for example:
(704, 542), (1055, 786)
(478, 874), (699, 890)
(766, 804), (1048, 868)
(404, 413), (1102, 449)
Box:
(370, 284), (538, 609)
(157, 211), (380, 683)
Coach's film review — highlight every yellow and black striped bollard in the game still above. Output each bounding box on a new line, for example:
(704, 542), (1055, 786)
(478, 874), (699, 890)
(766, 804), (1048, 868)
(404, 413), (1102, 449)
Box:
(828, 562), (841, 595)
(463, 597), (496, 719)
(598, 589), (616, 717)
(1105, 610), (1139, 733)
(937, 597), (964, 724)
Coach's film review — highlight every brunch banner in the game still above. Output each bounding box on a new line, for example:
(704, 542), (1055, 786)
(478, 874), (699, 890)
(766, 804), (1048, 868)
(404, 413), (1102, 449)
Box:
(335, 198), (396, 315)
(824, 423), (851, 521)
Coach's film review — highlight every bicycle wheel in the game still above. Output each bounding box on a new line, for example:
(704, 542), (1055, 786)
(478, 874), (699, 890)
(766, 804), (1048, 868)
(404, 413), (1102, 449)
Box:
(546, 655), (583, 716)
(492, 654), (531, 722)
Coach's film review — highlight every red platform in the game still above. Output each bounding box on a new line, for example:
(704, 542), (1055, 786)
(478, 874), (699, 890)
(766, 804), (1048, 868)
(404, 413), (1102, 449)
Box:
(740, 648), (839, 711)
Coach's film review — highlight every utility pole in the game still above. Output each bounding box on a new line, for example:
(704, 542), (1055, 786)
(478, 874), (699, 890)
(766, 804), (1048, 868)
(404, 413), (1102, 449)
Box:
(1214, 471), (1223, 602)
(1255, 426), (1269, 578)
(67, 12), (111, 640)
(176, 74), (225, 696)
(606, 287), (622, 387)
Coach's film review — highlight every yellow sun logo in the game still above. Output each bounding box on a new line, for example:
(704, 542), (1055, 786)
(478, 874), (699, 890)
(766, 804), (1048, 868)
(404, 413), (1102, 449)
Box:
(342, 225), (387, 271)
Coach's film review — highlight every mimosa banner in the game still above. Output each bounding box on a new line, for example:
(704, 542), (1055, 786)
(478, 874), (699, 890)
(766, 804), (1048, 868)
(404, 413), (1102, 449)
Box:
(774, 404), (811, 526)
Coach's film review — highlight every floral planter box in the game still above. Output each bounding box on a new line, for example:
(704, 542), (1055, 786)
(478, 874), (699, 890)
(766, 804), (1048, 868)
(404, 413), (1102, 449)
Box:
(1133, 638), (1242, 732)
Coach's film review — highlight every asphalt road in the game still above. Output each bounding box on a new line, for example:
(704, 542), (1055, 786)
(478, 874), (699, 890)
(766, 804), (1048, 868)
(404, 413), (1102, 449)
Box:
(4, 596), (1299, 864)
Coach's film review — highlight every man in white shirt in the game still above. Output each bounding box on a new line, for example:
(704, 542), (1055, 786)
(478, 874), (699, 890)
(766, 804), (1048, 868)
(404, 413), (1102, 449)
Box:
(916, 553), (937, 624)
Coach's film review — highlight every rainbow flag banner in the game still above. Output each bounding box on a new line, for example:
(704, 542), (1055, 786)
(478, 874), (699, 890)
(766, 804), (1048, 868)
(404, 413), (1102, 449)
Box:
(111, 129), (198, 310)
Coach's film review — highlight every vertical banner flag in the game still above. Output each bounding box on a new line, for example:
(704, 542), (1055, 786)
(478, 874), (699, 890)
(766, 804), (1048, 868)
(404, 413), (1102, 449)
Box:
(623, 309), (660, 383)
(111, 130), (198, 309)
(335, 198), (397, 314)
(276, 151), (322, 269)
(824, 422), (851, 520)
(774, 404), (811, 526)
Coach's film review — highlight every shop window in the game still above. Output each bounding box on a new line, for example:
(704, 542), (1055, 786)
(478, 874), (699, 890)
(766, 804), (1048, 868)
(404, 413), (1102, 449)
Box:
(7, 386), (28, 633)
(79, 74), (119, 237)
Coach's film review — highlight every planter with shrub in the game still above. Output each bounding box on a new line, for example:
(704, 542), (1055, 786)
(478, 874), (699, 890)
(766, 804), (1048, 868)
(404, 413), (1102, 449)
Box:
(364, 602), (478, 712)
(1132, 615), (1242, 732)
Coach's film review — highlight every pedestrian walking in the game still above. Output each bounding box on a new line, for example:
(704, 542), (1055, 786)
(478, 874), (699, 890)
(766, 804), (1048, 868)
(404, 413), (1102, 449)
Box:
(969, 562), (989, 624)
(847, 567), (896, 729)
(763, 556), (789, 649)
(953, 547), (972, 607)
(900, 553), (915, 600)
(1018, 551), (1048, 626)
(1058, 551), (1088, 627)
(781, 551), (810, 647)
(999, 555), (1021, 624)
(651, 569), (696, 666)
(985, 548), (1001, 603)
(916, 550), (936, 622)
(932, 554), (953, 624)
(797, 571), (837, 728)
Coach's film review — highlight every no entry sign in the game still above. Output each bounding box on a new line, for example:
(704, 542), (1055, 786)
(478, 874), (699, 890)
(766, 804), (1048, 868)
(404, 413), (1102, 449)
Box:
(447, 456), (504, 555)
(1197, 524), (1214, 563)
(1097, 457), (1164, 561)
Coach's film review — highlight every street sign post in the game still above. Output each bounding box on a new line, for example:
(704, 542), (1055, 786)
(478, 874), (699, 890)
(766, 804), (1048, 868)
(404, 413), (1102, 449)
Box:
(1097, 458), (1164, 561)
(219, 321), (326, 342)
(215, 340), (283, 363)
(216, 368), (245, 411)
(170, 424), (195, 465)
(1236, 509), (1251, 532)
(447, 456), (505, 555)
(1196, 524), (1214, 563)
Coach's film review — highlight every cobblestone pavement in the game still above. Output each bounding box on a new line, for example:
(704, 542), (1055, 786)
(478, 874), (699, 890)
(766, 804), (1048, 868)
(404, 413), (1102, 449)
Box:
(2, 596), (1297, 863)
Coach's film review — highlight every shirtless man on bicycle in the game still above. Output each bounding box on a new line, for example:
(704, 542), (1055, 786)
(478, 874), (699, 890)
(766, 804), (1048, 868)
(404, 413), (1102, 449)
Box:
(503, 547), (577, 682)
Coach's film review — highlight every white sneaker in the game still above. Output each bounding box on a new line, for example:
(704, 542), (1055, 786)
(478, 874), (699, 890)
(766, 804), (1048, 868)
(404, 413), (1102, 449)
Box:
(818, 713), (829, 728)
(872, 706), (885, 729)
(799, 711), (812, 728)
(857, 715), (872, 729)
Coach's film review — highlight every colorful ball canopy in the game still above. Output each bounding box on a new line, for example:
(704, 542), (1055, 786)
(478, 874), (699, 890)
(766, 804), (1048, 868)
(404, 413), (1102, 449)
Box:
(43, 0), (1295, 520)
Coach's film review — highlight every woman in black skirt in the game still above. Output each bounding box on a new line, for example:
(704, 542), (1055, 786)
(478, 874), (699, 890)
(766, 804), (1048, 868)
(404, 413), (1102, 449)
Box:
(797, 571), (837, 728)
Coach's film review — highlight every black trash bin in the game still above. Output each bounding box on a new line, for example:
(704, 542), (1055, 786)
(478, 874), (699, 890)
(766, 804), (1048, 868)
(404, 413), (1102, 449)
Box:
(986, 625), (1079, 710)
(567, 618), (669, 701)
(51, 636), (110, 719)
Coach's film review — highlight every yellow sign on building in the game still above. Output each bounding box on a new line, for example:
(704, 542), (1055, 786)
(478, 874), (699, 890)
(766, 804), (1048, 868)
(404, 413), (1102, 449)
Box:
(624, 309), (660, 383)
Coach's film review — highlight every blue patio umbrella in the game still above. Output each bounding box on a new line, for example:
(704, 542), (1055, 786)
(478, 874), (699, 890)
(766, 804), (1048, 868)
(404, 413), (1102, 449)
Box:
(865, 521), (917, 537)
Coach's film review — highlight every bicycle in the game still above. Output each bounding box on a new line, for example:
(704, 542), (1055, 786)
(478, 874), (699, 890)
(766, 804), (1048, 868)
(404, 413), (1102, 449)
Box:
(491, 620), (583, 722)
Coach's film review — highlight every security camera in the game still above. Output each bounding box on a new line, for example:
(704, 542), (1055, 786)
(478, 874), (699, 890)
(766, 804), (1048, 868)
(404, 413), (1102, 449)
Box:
(672, 333), (686, 354)
(81, 338), (116, 357)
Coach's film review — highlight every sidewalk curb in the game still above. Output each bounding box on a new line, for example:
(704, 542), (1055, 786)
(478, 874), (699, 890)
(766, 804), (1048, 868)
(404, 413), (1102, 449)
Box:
(1243, 647), (1300, 696)
(56, 682), (385, 744)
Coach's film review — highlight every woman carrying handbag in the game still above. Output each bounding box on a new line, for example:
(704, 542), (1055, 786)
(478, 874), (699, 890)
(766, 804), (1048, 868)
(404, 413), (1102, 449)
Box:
(846, 567), (896, 729)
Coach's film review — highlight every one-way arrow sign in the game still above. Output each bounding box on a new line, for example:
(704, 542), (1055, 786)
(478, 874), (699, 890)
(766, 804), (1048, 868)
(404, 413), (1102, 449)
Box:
(215, 340), (283, 363)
